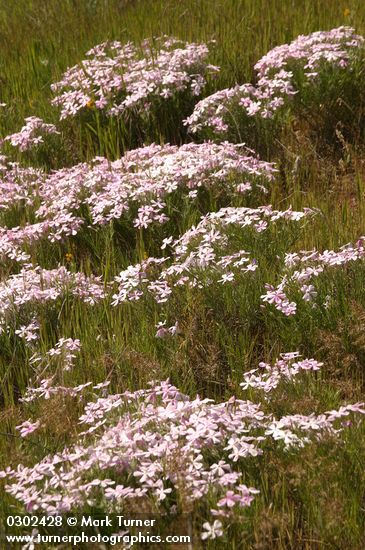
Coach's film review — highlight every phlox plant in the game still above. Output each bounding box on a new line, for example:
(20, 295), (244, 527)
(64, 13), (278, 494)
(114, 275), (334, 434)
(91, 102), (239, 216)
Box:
(184, 84), (288, 157)
(108, 205), (316, 390)
(260, 27), (365, 148)
(50, 36), (219, 151)
(1, 117), (59, 153)
(256, 237), (365, 366)
(186, 27), (365, 155)
(260, 237), (365, 318)
(0, 201), (316, 400)
(0, 142), (276, 270)
(2, 353), (365, 545)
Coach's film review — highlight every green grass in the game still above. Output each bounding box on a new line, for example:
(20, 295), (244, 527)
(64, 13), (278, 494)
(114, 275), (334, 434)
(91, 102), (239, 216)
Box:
(1, 1), (365, 548)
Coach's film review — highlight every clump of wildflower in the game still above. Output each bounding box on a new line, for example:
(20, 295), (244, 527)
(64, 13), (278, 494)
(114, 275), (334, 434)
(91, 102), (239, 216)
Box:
(261, 237), (365, 316)
(2, 364), (365, 532)
(2, 117), (59, 152)
(185, 26), (364, 139)
(241, 353), (323, 395)
(0, 142), (276, 263)
(46, 338), (81, 371)
(20, 377), (110, 404)
(51, 36), (219, 120)
(112, 205), (315, 307)
(0, 157), (43, 211)
(0, 266), (105, 335)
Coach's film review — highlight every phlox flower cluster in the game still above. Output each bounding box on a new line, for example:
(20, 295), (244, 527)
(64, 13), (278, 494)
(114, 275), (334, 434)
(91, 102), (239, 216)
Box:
(2, 117), (59, 152)
(2, 380), (265, 518)
(254, 26), (363, 81)
(0, 157), (42, 211)
(0, 266), (105, 335)
(185, 80), (291, 135)
(0, 220), (73, 264)
(111, 205), (314, 308)
(40, 142), (275, 228)
(2, 357), (365, 539)
(14, 318), (40, 343)
(51, 36), (219, 120)
(20, 377), (110, 404)
(45, 337), (81, 371)
(0, 143), (276, 263)
(241, 353), (322, 395)
(185, 26), (364, 136)
(261, 237), (365, 316)
(21, 337), (109, 405)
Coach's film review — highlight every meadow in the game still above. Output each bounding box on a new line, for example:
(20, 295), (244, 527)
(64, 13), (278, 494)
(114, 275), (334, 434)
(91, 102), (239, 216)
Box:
(1, 1), (365, 548)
